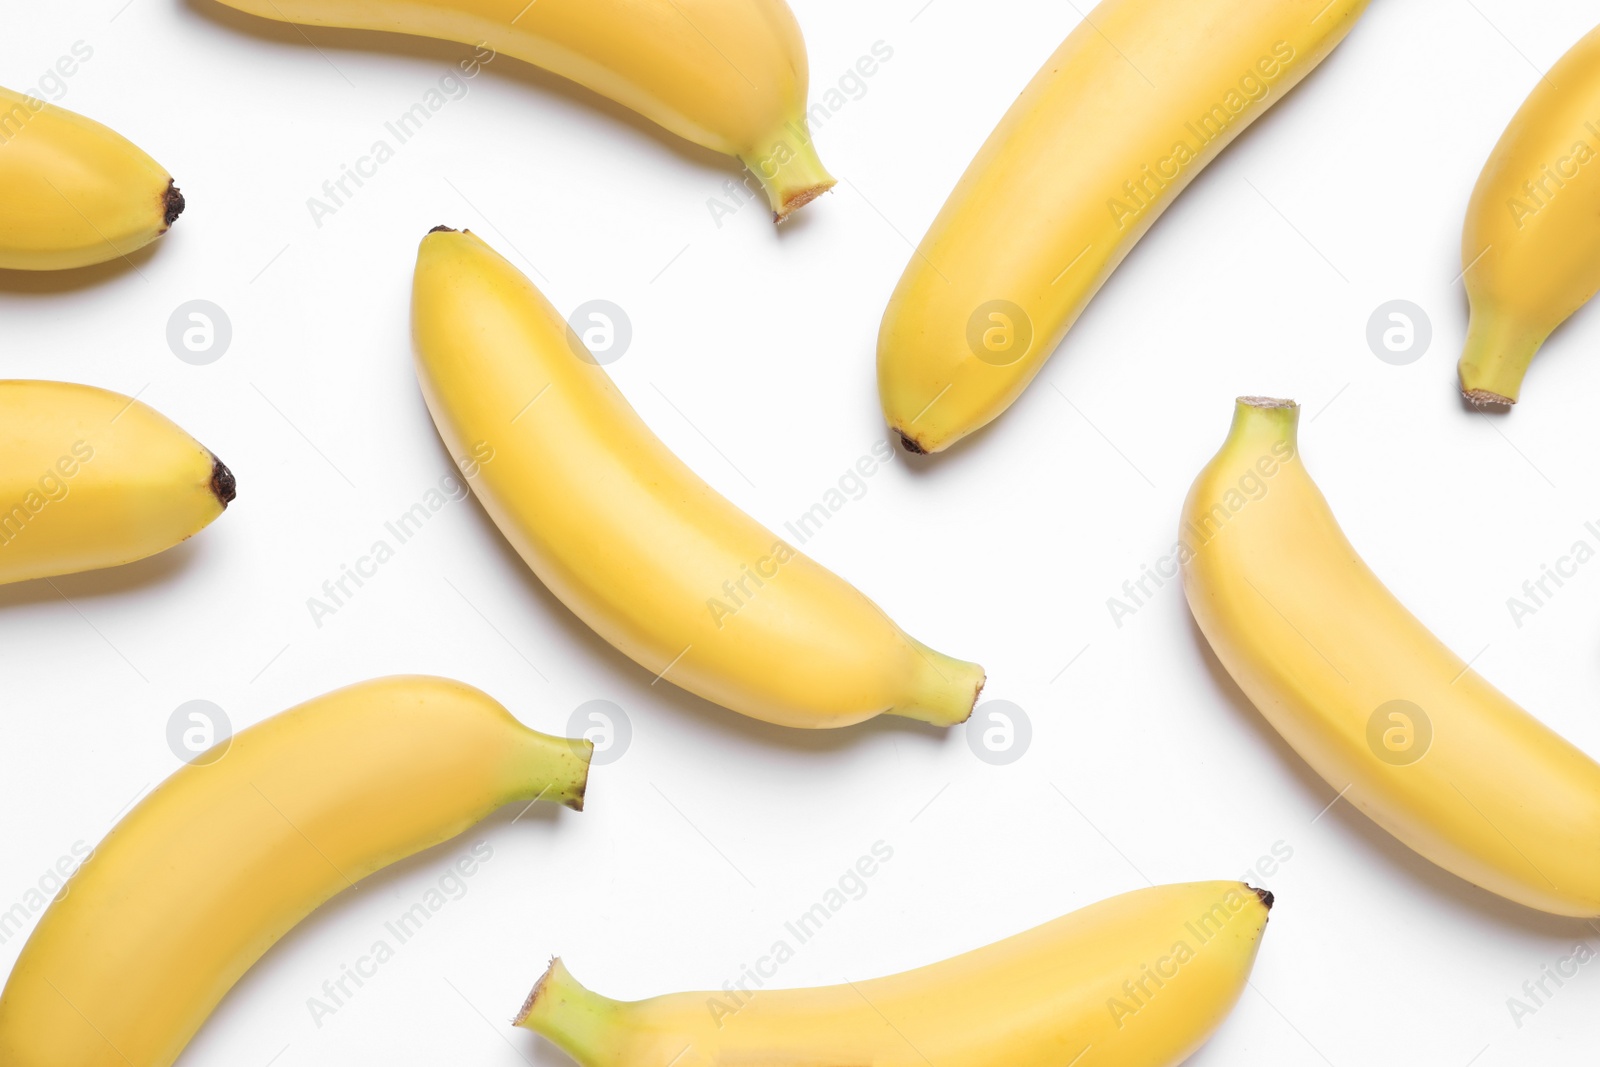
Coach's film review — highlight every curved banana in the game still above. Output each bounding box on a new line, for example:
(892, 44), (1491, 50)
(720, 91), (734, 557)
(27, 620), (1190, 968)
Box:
(878, 0), (1369, 454)
(0, 86), (183, 271)
(519, 881), (1271, 1067)
(0, 676), (590, 1067)
(210, 0), (832, 220)
(0, 380), (233, 585)
(1459, 22), (1600, 406)
(1182, 398), (1600, 916)
(412, 228), (983, 729)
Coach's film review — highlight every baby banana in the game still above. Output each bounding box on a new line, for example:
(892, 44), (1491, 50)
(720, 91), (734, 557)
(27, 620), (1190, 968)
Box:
(0, 676), (590, 1067)
(878, 0), (1369, 453)
(518, 881), (1271, 1067)
(1183, 398), (1600, 916)
(412, 228), (984, 729)
(1459, 22), (1600, 407)
(210, 0), (833, 219)
(0, 380), (233, 585)
(0, 86), (183, 271)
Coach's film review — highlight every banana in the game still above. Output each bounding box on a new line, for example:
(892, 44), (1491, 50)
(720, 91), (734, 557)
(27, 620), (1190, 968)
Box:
(412, 228), (983, 729)
(877, 0), (1369, 454)
(0, 86), (183, 271)
(210, 0), (833, 220)
(0, 675), (590, 1067)
(0, 381), (234, 585)
(1182, 398), (1600, 917)
(518, 881), (1271, 1067)
(1458, 22), (1600, 407)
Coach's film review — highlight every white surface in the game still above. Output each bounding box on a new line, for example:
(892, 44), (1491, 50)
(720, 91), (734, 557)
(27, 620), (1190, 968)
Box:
(3, 0), (1600, 1064)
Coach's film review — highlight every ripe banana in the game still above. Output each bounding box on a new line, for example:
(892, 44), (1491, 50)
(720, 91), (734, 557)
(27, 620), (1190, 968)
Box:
(877, 0), (1369, 454)
(1182, 398), (1600, 917)
(0, 380), (234, 585)
(0, 86), (183, 271)
(1458, 22), (1600, 407)
(210, 0), (833, 220)
(0, 675), (590, 1067)
(519, 881), (1271, 1067)
(412, 228), (983, 729)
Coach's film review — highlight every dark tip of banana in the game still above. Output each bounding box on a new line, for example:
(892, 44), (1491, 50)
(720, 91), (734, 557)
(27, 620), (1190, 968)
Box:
(163, 180), (186, 228)
(211, 457), (237, 508)
(429, 225), (458, 234)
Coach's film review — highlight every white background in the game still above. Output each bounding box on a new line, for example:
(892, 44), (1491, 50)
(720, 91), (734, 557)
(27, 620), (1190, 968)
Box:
(4, 0), (1600, 1064)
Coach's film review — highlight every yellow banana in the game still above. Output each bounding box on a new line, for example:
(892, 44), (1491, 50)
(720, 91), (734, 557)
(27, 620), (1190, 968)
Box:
(210, 0), (832, 219)
(0, 380), (233, 585)
(0, 675), (590, 1067)
(1182, 398), (1600, 917)
(519, 881), (1271, 1067)
(0, 86), (183, 271)
(878, 0), (1369, 454)
(1458, 22), (1600, 406)
(412, 228), (983, 729)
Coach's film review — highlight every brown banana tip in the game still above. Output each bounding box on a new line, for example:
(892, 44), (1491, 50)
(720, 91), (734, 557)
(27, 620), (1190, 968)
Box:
(514, 958), (561, 1028)
(428, 225), (458, 234)
(1238, 396), (1297, 409)
(1250, 885), (1275, 911)
(896, 430), (927, 455)
(773, 180), (836, 223)
(210, 457), (237, 508)
(1462, 387), (1515, 408)
(162, 181), (185, 229)
(958, 673), (987, 726)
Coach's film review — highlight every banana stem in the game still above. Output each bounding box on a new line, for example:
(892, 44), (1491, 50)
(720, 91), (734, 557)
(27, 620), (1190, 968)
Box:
(512, 729), (593, 811)
(1228, 396), (1300, 447)
(516, 959), (626, 1066)
(740, 119), (835, 222)
(1458, 305), (1548, 407)
(895, 639), (986, 727)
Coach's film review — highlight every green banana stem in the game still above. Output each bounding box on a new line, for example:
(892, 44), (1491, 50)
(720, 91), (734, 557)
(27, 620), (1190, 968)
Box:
(895, 640), (987, 727)
(741, 119), (835, 221)
(1228, 395), (1300, 447)
(517, 959), (625, 1065)
(512, 730), (594, 811)
(1458, 306), (1548, 407)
